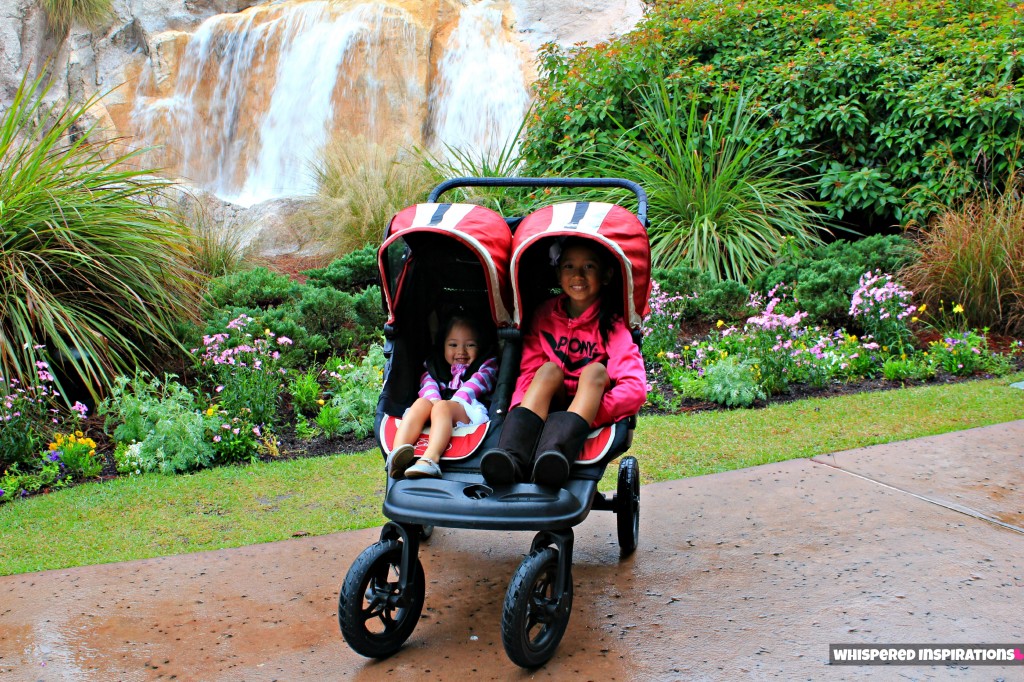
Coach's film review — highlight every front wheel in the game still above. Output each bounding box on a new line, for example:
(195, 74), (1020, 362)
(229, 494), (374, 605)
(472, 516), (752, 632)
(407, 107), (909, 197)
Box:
(501, 547), (573, 668)
(616, 456), (640, 556)
(338, 539), (425, 658)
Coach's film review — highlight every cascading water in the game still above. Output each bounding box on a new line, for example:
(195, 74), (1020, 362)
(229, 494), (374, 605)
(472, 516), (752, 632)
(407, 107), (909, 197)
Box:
(428, 0), (531, 162)
(131, 0), (530, 207)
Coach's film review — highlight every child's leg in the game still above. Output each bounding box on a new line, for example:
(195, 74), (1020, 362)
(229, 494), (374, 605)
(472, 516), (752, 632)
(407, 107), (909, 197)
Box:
(394, 397), (434, 446)
(519, 362), (566, 420)
(419, 400), (470, 464)
(566, 362), (610, 424)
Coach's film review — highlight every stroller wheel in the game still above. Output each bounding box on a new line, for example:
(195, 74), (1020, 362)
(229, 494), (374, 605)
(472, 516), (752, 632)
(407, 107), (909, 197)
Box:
(616, 456), (640, 556)
(338, 539), (425, 658)
(501, 547), (573, 668)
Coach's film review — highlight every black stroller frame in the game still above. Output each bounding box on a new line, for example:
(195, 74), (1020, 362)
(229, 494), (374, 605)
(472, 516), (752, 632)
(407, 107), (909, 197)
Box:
(338, 177), (649, 668)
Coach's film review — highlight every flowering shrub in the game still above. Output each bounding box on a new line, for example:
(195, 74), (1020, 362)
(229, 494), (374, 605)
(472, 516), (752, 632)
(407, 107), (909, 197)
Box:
(46, 431), (102, 479)
(1, 350), (61, 472)
(645, 279), (923, 406)
(194, 313), (290, 428)
(642, 280), (690, 357)
(204, 404), (262, 465)
(848, 271), (916, 353)
(929, 331), (990, 377)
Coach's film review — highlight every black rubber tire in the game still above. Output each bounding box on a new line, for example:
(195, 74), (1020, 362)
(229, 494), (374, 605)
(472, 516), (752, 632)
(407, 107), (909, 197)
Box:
(419, 525), (434, 541)
(338, 539), (425, 658)
(616, 456), (640, 556)
(501, 547), (573, 668)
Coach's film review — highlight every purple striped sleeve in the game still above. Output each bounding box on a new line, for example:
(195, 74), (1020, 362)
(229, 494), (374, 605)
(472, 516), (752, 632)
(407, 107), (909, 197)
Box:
(418, 370), (442, 402)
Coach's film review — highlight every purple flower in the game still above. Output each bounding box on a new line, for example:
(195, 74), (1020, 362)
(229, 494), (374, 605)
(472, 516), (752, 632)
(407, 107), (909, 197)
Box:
(71, 401), (88, 417)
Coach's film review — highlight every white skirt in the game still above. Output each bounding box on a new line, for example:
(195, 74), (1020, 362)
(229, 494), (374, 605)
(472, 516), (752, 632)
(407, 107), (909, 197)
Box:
(451, 396), (489, 426)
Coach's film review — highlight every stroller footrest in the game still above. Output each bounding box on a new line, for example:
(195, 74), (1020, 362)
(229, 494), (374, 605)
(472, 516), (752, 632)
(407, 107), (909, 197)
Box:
(383, 478), (598, 531)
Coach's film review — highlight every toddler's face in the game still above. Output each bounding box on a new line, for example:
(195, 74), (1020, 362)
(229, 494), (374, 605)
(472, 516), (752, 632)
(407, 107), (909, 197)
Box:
(444, 322), (479, 367)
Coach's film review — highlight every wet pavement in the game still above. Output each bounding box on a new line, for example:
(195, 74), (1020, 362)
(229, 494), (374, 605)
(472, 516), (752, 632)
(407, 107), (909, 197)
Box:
(2, 421), (1022, 680)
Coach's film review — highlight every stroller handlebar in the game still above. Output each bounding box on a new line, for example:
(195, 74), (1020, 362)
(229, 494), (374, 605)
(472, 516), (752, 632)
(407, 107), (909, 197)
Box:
(427, 176), (649, 228)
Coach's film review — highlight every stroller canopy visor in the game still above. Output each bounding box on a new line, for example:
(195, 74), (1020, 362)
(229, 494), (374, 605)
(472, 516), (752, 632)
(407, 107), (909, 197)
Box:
(379, 203), (514, 327)
(510, 202), (652, 330)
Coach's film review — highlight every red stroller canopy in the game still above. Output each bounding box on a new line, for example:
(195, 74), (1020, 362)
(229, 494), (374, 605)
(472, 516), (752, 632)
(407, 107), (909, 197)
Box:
(510, 202), (652, 330)
(379, 203), (514, 327)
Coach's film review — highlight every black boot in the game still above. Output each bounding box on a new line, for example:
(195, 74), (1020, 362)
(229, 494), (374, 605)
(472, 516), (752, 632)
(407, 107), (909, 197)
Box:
(531, 412), (590, 488)
(480, 407), (543, 485)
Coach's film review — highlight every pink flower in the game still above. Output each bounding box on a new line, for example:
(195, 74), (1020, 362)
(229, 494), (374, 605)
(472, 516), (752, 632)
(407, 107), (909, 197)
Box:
(276, 336), (293, 345)
(213, 435), (222, 442)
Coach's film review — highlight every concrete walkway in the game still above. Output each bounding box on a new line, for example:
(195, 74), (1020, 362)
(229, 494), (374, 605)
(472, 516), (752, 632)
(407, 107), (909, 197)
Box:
(2, 422), (1022, 680)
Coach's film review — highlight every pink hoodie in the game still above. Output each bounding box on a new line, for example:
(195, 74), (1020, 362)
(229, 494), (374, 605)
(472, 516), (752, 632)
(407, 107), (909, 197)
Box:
(511, 294), (647, 426)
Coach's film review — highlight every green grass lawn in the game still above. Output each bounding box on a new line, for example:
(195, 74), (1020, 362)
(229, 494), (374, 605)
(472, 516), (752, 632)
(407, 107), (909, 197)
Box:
(2, 373), (1022, 576)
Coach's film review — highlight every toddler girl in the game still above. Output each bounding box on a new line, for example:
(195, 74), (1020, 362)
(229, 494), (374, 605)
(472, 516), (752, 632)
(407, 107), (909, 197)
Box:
(388, 314), (497, 479)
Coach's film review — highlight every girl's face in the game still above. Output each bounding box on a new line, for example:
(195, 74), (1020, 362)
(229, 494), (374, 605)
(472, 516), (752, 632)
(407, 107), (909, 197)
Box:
(558, 243), (610, 316)
(444, 322), (479, 367)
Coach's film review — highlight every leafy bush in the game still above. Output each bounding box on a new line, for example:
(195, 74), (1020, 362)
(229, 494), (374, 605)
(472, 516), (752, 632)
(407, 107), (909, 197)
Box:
(323, 345), (386, 438)
(751, 235), (916, 326)
(703, 356), (766, 408)
(97, 372), (216, 474)
(899, 181), (1024, 335)
(206, 268), (300, 310)
(582, 83), (831, 280)
(524, 0), (1024, 227)
(287, 368), (322, 416)
(303, 245), (380, 291)
(98, 372), (197, 445)
(0, 73), (202, 399)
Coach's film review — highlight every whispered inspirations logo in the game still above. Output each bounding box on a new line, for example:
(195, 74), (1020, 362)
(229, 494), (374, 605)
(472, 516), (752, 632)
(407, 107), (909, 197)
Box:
(829, 644), (1024, 666)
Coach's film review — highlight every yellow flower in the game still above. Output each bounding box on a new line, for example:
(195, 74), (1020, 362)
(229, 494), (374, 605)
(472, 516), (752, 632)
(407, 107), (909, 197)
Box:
(716, 320), (725, 328)
(205, 406), (217, 416)
(952, 303), (964, 314)
(317, 399), (325, 406)
(684, 345), (690, 351)
(657, 351), (665, 358)
(911, 316), (919, 323)
(918, 304), (927, 312)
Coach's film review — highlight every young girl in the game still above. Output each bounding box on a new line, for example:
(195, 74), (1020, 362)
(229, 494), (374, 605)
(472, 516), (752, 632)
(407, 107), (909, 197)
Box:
(388, 314), (498, 479)
(481, 237), (647, 487)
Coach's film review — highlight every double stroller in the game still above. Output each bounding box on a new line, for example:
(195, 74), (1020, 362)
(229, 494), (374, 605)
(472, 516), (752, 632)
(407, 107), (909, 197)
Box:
(337, 177), (652, 668)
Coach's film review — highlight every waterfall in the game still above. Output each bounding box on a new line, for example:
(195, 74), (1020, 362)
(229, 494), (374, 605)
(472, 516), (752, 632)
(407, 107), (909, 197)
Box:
(131, 0), (530, 206)
(428, 0), (531, 163)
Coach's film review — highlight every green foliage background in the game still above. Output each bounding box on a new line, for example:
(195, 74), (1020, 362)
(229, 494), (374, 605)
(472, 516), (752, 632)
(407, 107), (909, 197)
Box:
(523, 0), (1024, 227)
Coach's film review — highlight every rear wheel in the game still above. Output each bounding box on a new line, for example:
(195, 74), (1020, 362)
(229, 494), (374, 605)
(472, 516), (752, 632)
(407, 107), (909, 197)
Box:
(338, 539), (425, 658)
(501, 547), (573, 668)
(616, 456), (640, 556)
